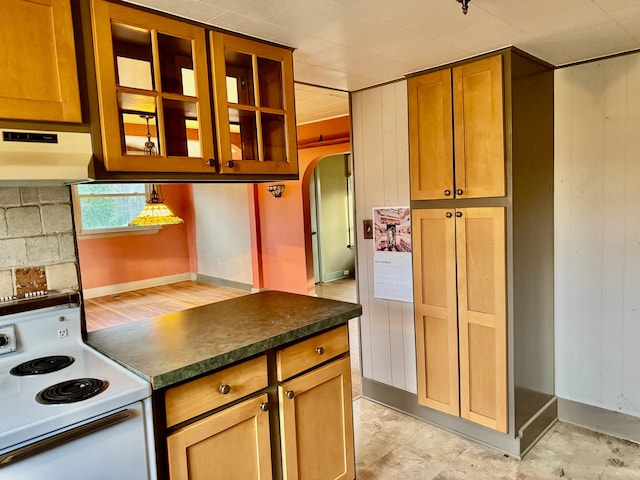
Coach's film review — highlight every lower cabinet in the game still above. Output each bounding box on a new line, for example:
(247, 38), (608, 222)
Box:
(161, 325), (355, 480)
(167, 394), (273, 480)
(279, 357), (355, 480)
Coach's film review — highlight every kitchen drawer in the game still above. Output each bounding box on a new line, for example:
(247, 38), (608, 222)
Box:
(276, 325), (349, 381)
(165, 355), (268, 427)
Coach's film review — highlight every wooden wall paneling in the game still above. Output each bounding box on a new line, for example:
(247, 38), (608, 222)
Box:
(553, 67), (573, 402)
(351, 91), (373, 380)
(623, 57), (640, 414)
(555, 51), (640, 417)
(600, 58), (628, 410)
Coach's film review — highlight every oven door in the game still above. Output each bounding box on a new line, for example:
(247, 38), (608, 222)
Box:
(0, 399), (155, 480)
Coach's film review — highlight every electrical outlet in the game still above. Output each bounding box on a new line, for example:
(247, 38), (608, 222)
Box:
(58, 328), (68, 338)
(343, 270), (349, 276)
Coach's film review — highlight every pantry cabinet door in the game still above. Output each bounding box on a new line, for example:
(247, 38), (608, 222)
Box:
(412, 209), (460, 416)
(0, 0), (81, 122)
(456, 207), (507, 433)
(452, 56), (505, 199)
(408, 69), (454, 200)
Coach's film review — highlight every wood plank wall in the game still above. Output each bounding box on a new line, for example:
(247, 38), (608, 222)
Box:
(555, 52), (640, 417)
(352, 82), (417, 394)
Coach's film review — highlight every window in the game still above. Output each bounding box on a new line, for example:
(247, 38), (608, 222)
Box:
(73, 184), (156, 237)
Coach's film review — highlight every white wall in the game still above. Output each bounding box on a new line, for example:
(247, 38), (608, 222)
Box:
(352, 81), (417, 394)
(555, 52), (640, 417)
(192, 184), (253, 285)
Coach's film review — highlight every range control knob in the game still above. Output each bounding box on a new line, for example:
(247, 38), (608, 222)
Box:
(0, 334), (8, 347)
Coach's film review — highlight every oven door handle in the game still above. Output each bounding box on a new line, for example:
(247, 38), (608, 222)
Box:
(0, 409), (131, 467)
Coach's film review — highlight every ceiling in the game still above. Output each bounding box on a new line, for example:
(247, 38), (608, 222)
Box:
(125, 0), (640, 122)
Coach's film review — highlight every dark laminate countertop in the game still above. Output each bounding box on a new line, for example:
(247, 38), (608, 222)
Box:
(86, 290), (362, 390)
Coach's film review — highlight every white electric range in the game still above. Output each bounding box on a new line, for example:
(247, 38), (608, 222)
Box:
(0, 291), (156, 479)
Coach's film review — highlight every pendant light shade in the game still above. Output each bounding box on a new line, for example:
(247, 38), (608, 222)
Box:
(129, 184), (184, 227)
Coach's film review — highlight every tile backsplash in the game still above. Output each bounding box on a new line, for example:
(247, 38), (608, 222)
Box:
(0, 186), (79, 297)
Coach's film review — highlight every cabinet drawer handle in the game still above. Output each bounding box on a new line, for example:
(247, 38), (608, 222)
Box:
(456, 189), (463, 195)
(446, 212), (453, 218)
(455, 211), (463, 218)
(444, 189), (451, 196)
(260, 402), (269, 412)
(315, 347), (325, 355)
(285, 390), (295, 399)
(219, 384), (231, 395)
(225, 160), (235, 168)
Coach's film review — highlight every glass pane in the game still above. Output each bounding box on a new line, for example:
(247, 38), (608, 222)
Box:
(80, 194), (147, 230)
(258, 57), (283, 109)
(229, 108), (257, 160)
(261, 113), (286, 161)
(163, 99), (200, 157)
(158, 33), (194, 95)
(77, 184), (145, 195)
(225, 50), (254, 105)
(112, 23), (154, 90)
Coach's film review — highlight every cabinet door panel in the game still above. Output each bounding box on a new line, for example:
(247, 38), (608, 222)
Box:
(412, 209), (459, 415)
(453, 56), (505, 199)
(408, 70), (454, 200)
(0, 0), (81, 122)
(279, 357), (354, 480)
(167, 394), (272, 480)
(456, 207), (507, 432)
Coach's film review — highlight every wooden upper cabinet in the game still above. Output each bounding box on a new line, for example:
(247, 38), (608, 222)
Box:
(0, 0), (81, 123)
(453, 56), (505, 199)
(409, 55), (505, 200)
(90, 0), (215, 173)
(210, 32), (298, 176)
(408, 70), (454, 200)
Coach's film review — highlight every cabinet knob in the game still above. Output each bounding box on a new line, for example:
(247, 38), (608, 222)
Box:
(219, 384), (231, 395)
(445, 212), (453, 218)
(444, 189), (451, 196)
(456, 189), (463, 196)
(206, 158), (217, 169)
(285, 390), (295, 399)
(455, 211), (463, 218)
(315, 347), (325, 355)
(225, 160), (235, 168)
(260, 402), (269, 412)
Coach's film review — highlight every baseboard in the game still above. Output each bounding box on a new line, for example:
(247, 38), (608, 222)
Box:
(195, 274), (253, 292)
(361, 377), (557, 458)
(558, 397), (640, 444)
(322, 270), (350, 282)
(83, 273), (196, 299)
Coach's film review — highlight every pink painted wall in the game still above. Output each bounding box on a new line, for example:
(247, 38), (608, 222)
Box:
(254, 116), (351, 295)
(77, 184), (196, 289)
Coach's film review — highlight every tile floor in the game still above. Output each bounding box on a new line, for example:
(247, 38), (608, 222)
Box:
(353, 398), (640, 480)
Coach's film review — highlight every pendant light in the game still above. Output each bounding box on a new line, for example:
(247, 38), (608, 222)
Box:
(128, 184), (184, 227)
(456, 0), (470, 15)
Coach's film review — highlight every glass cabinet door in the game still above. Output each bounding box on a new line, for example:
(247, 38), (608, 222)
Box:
(91, 0), (215, 173)
(211, 31), (298, 176)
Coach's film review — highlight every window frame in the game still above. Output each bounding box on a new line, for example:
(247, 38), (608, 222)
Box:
(72, 183), (161, 238)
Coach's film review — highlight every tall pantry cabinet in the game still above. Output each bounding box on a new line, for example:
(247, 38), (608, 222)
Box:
(409, 48), (556, 455)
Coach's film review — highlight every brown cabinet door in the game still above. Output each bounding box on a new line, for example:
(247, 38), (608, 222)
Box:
(167, 394), (272, 480)
(456, 207), (507, 432)
(408, 70), (454, 200)
(0, 0), (81, 122)
(279, 357), (355, 480)
(91, 0), (215, 173)
(452, 56), (505, 199)
(412, 209), (460, 415)
(210, 32), (298, 176)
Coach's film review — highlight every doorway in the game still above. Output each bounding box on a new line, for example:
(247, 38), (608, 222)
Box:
(309, 153), (360, 397)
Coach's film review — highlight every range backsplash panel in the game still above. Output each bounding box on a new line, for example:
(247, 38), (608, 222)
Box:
(0, 186), (79, 297)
